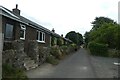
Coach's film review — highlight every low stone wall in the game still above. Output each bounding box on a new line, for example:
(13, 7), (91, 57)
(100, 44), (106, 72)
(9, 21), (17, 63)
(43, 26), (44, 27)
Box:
(27, 40), (50, 65)
(3, 40), (51, 70)
(12, 40), (24, 51)
(27, 40), (39, 62)
(3, 40), (77, 70)
(2, 40), (27, 69)
(3, 40), (24, 51)
(2, 50), (27, 69)
(38, 46), (50, 65)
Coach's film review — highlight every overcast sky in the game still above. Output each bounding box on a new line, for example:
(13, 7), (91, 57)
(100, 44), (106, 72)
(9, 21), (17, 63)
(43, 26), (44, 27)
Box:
(0, 0), (119, 36)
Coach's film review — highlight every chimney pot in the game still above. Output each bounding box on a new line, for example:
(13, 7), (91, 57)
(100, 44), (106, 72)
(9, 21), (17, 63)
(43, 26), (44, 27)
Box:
(16, 4), (18, 9)
(52, 28), (55, 32)
(12, 4), (20, 15)
(61, 34), (63, 37)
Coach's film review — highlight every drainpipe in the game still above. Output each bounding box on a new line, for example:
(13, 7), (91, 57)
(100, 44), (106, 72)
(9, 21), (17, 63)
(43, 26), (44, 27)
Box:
(0, 15), (3, 80)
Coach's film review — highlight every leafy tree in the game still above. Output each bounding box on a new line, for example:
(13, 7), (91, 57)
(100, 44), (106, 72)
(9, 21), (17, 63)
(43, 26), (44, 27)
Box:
(84, 16), (119, 50)
(84, 32), (90, 47)
(76, 33), (83, 45)
(91, 16), (116, 30)
(65, 31), (83, 45)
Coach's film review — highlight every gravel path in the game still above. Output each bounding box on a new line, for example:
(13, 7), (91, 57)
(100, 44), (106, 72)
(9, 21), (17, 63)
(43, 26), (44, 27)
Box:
(26, 48), (119, 78)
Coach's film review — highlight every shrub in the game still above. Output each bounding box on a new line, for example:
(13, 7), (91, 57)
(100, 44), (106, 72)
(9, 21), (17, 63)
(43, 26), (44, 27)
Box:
(57, 38), (63, 46)
(2, 64), (28, 80)
(60, 46), (68, 55)
(69, 44), (78, 52)
(88, 42), (108, 57)
(108, 49), (120, 58)
(50, 46), (63, 59)
(46, 55), (59, 65)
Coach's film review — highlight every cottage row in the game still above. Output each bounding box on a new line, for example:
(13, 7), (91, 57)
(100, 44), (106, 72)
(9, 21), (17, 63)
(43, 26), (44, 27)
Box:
(0, 5), (72, 52)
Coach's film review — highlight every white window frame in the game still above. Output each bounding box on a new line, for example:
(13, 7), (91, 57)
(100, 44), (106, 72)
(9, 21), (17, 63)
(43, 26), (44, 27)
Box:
(36, 30), (45, 43)
(20, 24), (26, 40)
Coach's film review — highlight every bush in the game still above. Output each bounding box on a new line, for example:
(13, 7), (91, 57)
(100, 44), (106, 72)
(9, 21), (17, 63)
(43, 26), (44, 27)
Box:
(57, 38), (63, 46)
(46, 55), (59, 65)
(69, 44), (78, 52)
(88, 42), (108, 57)
(2, 64), (28, 80)
(108, 49), (120, 58)
(60, 46), (68, 55)
(50, 46), (63, 59)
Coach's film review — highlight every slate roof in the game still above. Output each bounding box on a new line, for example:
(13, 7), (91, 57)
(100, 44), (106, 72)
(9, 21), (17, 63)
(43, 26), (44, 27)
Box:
(0, 5), (72, 43)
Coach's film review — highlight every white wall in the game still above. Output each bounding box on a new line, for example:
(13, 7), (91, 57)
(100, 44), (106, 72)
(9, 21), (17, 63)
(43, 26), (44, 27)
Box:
(118, 1), (120, 24)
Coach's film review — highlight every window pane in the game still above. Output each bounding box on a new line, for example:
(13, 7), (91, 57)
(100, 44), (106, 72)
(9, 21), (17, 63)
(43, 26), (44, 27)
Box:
(5, 24), (13, 38)
(20, 24), (26, 39)
(40, 32), (42, 41)
(20, 29), (24, 38)
(36, 31), (39, 40)
(43, 33), (45, 41)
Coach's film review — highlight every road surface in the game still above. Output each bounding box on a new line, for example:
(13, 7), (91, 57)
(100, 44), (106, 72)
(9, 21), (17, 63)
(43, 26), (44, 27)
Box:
(26, 48), (118, 78)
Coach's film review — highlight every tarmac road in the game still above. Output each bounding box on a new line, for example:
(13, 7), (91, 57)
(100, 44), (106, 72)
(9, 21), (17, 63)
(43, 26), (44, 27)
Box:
(26, 48), (119, 78)
(26, 48), (97, 78)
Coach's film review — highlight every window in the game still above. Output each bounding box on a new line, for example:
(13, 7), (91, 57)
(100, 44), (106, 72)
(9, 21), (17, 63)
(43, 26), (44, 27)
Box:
(5, 24), (13, 38)
(20, 24), (26, 40)
(36, 31), (45, 43)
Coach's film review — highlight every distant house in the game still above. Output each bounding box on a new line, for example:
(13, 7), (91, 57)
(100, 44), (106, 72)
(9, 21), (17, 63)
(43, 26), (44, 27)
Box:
(0, 5), (72, 52)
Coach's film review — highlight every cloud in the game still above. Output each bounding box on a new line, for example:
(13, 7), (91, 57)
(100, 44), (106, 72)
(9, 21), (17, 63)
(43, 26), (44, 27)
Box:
(0, 0), (119, 36)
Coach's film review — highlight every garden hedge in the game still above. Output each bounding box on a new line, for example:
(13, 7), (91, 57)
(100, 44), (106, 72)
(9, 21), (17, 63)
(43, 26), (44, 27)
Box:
(88, 42), (108, 57)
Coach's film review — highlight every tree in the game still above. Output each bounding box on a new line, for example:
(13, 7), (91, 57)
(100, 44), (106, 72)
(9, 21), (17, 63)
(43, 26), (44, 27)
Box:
(76, 33), (83, 45)
(84, 32), (90, 47)
(65, 31), (83, 45)
(85, 16), (119, 49)
(91, 16), (116, 30)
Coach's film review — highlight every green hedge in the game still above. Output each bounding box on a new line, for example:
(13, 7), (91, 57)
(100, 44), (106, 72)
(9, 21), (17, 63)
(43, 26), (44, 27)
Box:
(88, 42), (108, 57)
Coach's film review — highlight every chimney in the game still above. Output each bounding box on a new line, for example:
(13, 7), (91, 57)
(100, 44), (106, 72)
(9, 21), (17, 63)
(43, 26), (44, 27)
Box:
(61, 34), (63, 37)
(52, 28), (55, 32)
(12, 4), (20, 15)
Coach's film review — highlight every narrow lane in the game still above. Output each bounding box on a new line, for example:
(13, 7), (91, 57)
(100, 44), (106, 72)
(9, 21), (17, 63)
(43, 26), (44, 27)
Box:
(26, 48), (97, 78)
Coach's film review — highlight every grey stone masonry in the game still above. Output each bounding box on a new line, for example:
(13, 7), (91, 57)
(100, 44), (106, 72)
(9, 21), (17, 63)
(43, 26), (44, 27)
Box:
(2, 40), (38, 70)
(27, 40), (39, 63)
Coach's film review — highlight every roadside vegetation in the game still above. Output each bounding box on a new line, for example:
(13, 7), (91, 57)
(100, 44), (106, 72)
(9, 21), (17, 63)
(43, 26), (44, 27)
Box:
(2, 63), (28, 80)
(46, 31), (83, 65)
(46, 43), (79, 65)
(84, 16), (120, 58)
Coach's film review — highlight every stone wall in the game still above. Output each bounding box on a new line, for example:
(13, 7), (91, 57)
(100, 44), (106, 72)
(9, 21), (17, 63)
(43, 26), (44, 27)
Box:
(27, 40), (50, 65)
(2, 40), (27, 69)
(3, 40), (51, 69)
(27, 40), (39, 63)
(38, 46), (50, 65)
(2, 50), (27, 69)
(2, 40), (67, 70)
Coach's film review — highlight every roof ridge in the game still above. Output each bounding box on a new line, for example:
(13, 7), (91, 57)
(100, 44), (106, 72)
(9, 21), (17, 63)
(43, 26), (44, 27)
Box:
(1, 6), (72, 41)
